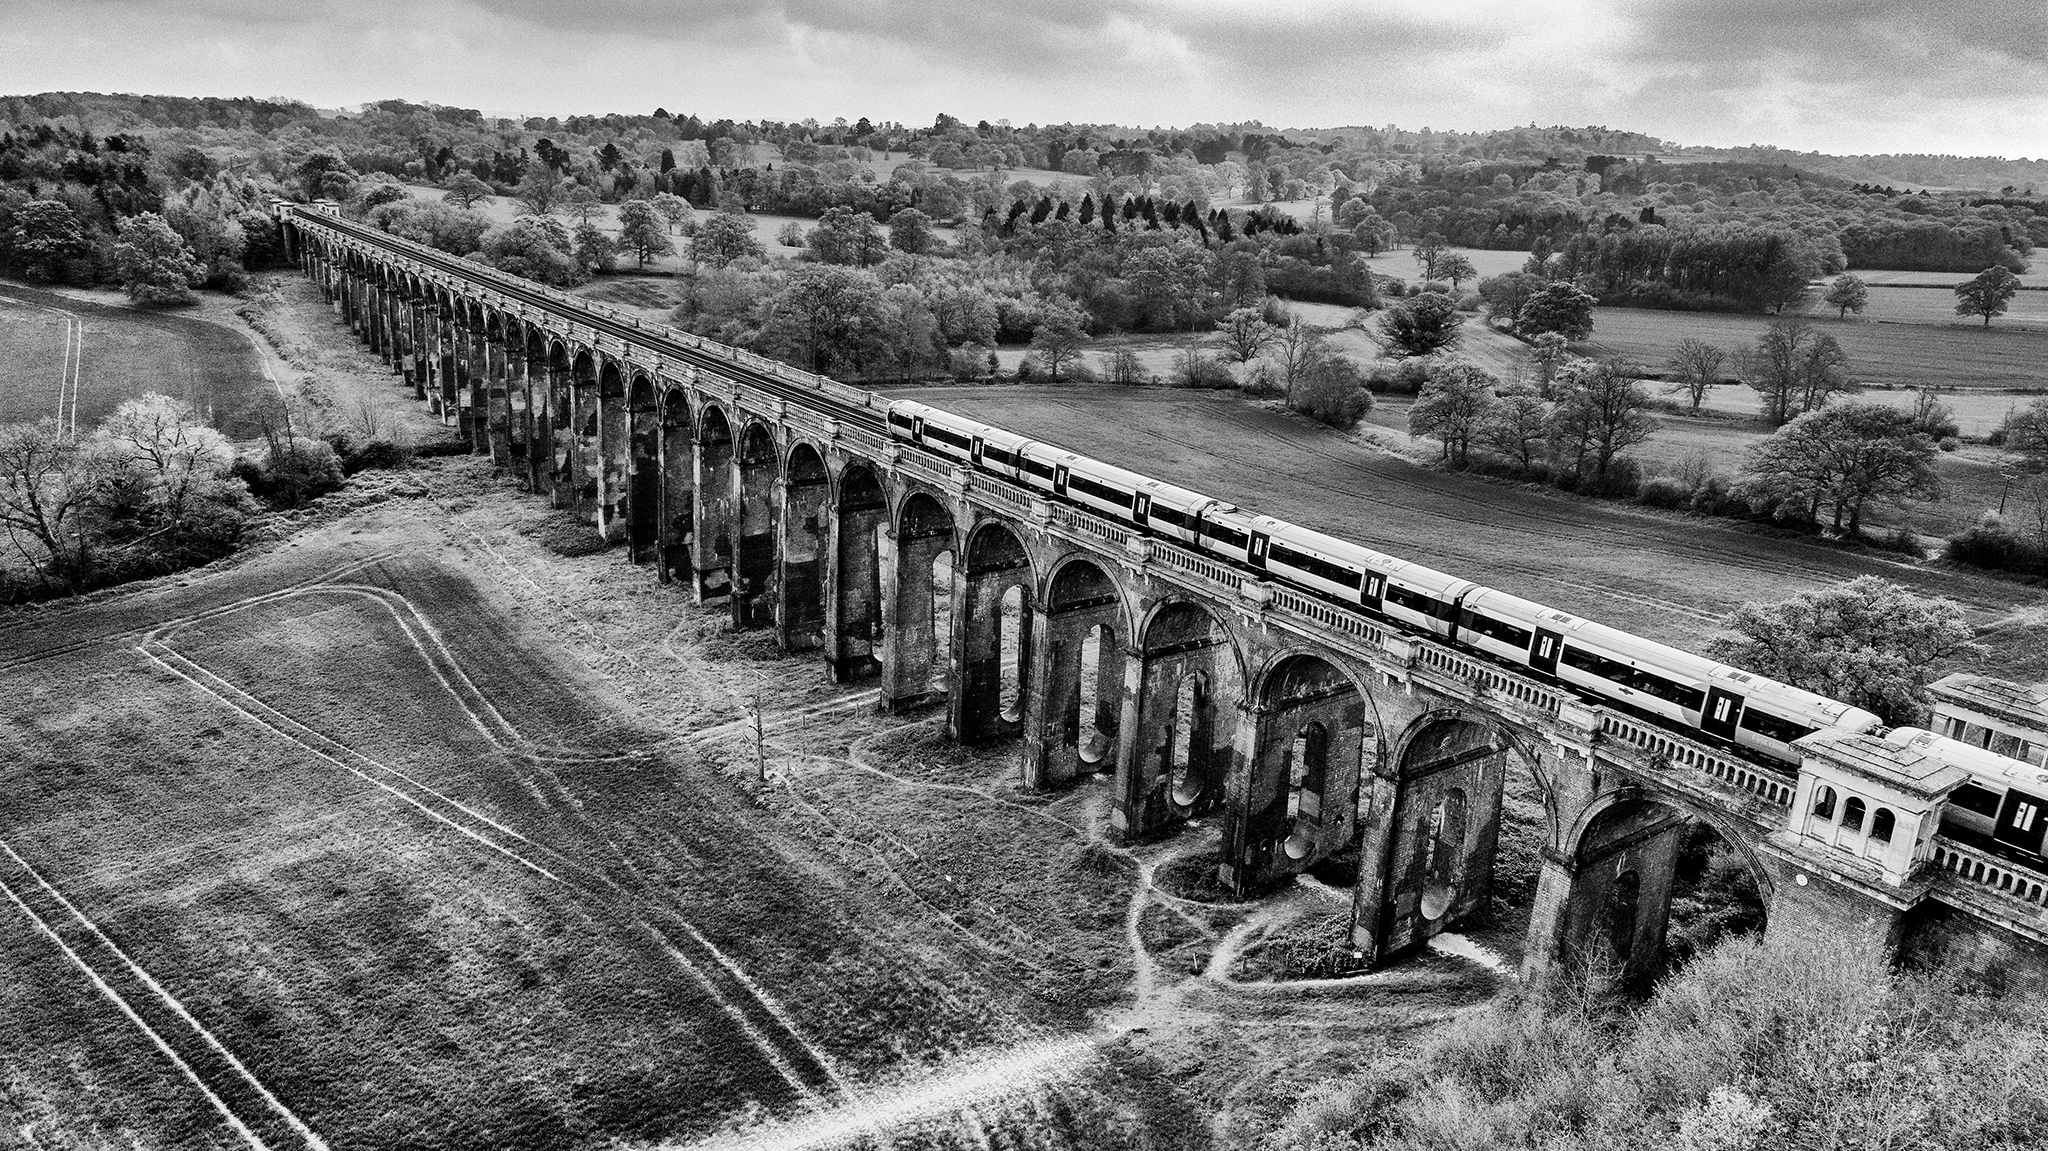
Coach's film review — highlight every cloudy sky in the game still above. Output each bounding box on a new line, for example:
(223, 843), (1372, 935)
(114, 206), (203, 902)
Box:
(5, 0), (2043, 156)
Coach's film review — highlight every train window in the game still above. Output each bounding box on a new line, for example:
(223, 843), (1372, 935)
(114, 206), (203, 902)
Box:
(1386, 584), (1443, 617)
(1458, 610), (1532, 650)
(983, 446), (1015, 467)
(927, 427), (972, 450)
(888, 411), (914, 430)
(1269, 543), (1363, 590)
(1018, 457), (1055, 479)
(1204, 522), (1248, 549)
(1812, 785), (1836, 819)
(1737, 706), (1815, 745)
(1842, 797), (1865, 832)
(1151, 506), (1187, 530)
(1870, 808), (1895, 842)
(1950, 783), (2002, 817)
(1067, 474), (1134, 510)
(1558, 646), (1707, 711)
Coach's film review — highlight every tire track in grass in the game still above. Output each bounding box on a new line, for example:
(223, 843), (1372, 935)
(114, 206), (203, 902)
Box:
(134, 641), (859, 1121)
(0, 842), (327, 1151)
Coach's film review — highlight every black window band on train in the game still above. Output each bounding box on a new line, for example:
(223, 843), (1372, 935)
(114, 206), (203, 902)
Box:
(1018, 457), (1055, 479)
(1202, 521), (1248, 549)
(1736, 705), (1815, 745)
(926, 427), (972, 450)
(1560, 645), (1708, 712)
(1067, 474), (1134, 509)
(1459, 610), (1533, 650)
(1151, 506), (1188, 530)
(1386, 584), (1453, 619)
(1951, 783), (2003, 817)
(889, 411), (914, 429)
(983, 447), (1015, 467)
(1269, 542), (1363, 590)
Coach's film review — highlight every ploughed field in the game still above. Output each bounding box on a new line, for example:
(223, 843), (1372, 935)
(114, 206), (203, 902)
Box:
(0, 281), (271, 434)
(0, 482), (1495, 1150)
(885, 384), (2048, 681)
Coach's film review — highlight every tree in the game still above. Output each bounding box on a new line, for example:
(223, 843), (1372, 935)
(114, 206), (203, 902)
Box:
(693, 210), (764, 267)
(1955, 266), (2021, 328)
(1376, 292), (1464, 358)
(1412, 233), (1450, 280)
(477, 217), (582, 287)
(572, 220), (616, 273)
(887, 207), (938, 256)
(1408, 362), (1498, 467)
(1478, 388), (1552, 469)
(1216, 307), (1277, 363)
(1288, 353), (1373, 429)
(1517, 281), (1597, 341)
(563, 184), (604, 225)
(1703, 576), (1983, 724)
(2003, 396), (2048, 472)
(515, 161), (567, 216)
(0, 419), (95, 588)
(1550, 357), (1655, 481)
(757, 264), (890, 376)
(1349, 215), (1395, 258)
(1438, 253), (1478, 290)
(1477, 272), (1544, 328)
(90, 393), (244, 553)
(615, 199), (674, 270)
(652, 192), (694, 235)
(1823, 273), (1869, 320)
(1267, 316), (1328, 399)
(1028, 304), (1089, 382)
(1743, 402), (1940, 534)
(1737, 317), (1850, 426)
(111, 213), (204, 304)
(1666, 338), (1727, 414)
(441, 172), (495, 211)
(807, 205), (886, 267)
(10, 200), (90, 281)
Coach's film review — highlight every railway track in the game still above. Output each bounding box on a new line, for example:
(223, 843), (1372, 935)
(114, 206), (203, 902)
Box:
(291, 208), (886, 434)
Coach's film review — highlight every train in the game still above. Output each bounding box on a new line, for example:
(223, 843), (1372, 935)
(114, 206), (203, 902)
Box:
(886, 398), (1889, 766)
(1886, 728), (2048, 858)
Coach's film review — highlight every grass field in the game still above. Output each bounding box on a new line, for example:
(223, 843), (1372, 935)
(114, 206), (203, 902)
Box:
(0, 282), (272, 436)
(1586, 306), (2048, 392)
(1801, 283), (2048, 328)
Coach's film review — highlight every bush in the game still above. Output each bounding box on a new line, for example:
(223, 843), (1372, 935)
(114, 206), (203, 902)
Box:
(948, 344), (990, 381)
(343, 439), (411, 474)
(1172, 349), (1236, 389)
(1947, 514), (2048, 576)
(1637, 476), (1690, 509)
(1289, 355), (1374, 429)
(261, 436), (344, 506)
(1365, 359), (1431, 395)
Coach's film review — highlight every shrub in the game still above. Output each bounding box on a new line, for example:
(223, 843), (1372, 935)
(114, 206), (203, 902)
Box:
(948, 344), (990, 381)
(1637, 476), (1689, 509)
(1365, 359), (1431, 395)
(343, 439), (411, 474)
(1947, 514), (2048, 576)
(1172, 348), (1236, 389)
(1289, 355), (1374, 429)
(262, 436), (344, 505)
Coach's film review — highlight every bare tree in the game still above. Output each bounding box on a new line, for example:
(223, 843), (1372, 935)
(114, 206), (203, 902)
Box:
(1216, 307), (1276, 363)
(1666, 338), (1727, 413)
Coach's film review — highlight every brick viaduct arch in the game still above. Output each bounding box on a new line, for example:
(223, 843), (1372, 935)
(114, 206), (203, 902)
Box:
(281, 205), (1989, 986)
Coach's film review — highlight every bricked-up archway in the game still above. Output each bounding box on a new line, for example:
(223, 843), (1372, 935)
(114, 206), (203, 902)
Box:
(657, 389), (693, 584)
(733, 422), (780, 629)
(778, 442), (829, 651)
(1222, 652), (1370, 893)
(597, 360), (629, 538)
(1116, 600), (1243, 840)
(829, 463), (887, 682)
(547, 342), (574, 507)
(626, 373), (661, 562)
(1022, 556), (1128, 789)
(951, 520), (1034, 744)
(1370, 714), (1526, 956)
(517, 328), (547, 492)
(692, 404), (735, 603)
(881, 491), (956, 711)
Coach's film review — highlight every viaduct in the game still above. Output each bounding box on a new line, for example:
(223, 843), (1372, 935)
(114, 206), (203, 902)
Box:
(277, 203), (2048, 987)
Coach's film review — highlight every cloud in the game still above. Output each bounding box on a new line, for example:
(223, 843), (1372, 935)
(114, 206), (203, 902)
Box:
(0, 0), (2042, 155)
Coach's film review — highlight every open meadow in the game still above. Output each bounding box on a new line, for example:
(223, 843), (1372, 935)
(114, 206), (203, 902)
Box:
(0, 282), (272, 435)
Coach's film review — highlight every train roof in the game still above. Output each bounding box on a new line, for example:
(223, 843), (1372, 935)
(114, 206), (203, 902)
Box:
(1885, 727), (2048, 791)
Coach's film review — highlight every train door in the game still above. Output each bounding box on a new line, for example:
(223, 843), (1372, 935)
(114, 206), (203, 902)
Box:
(1053, 463), (1070, 497)
(1133, 492), (1151, 531)
(911, 415), (926, 444)
(970, 435), (984, 468)
(1995, 790), (2048, 856)
(1700, 688), (1744, 740)
(1529, 629), (1563, 676)
(1248, 530), (1270, 571)
(1361, 573), (1385, 612)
